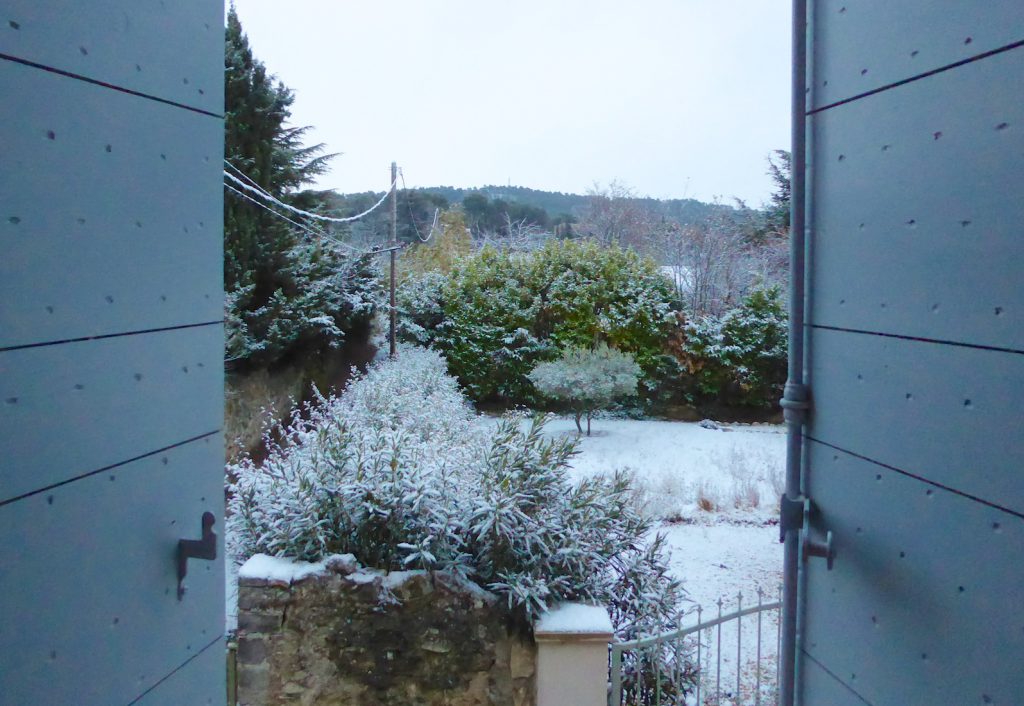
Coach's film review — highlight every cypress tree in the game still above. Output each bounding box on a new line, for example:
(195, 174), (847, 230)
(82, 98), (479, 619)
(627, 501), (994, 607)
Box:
(223, 7), (379, 369)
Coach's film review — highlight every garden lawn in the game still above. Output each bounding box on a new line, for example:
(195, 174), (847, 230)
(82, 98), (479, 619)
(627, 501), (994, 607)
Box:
(531, 417), (785, 705)
(518, 417), (786, 525)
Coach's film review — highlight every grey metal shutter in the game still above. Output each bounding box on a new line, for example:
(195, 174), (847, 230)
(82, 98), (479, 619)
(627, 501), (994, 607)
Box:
(0, 3), (225, 703)
(797, 3), (1024, 704)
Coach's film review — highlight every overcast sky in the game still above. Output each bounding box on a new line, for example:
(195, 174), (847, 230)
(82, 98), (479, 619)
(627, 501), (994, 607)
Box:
(230, 1), (791, 205)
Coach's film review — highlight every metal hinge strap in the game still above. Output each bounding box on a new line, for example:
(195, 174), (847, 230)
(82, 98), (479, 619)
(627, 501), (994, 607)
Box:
(779, 494), (805, 543)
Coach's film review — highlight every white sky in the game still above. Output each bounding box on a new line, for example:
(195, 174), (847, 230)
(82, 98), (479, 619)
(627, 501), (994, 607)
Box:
(230, 1), (791, 205)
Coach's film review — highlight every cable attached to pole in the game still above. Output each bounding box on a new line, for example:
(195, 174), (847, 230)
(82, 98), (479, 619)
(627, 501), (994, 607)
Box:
(223, 168), (396, 224)
(398, 168), (437, 243)
(223, 182), (365, 254)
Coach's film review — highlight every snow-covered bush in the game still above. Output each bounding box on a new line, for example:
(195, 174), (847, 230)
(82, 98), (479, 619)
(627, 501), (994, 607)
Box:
(420, 240), (677, 406)
(676, 287), (788, 408)
(395, 271), (447, 347)
(226, 242), (382, 368)
(228, 348), (683, 644)
(434, 246), (548, 403)
(529, 345), (641, 435)
(229, 346), (481, 564)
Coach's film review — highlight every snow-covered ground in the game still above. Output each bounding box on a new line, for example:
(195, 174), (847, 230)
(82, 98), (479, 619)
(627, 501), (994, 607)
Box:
(663, 523), (782, 612)
(227, 416), (785, 704)
(662, 523), (782, 706)
(520, 416), (785, 526)
(542, 417), (785, 705)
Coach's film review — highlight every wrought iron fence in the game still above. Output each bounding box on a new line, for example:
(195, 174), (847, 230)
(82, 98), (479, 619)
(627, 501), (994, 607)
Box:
(610, 588), (782, 706)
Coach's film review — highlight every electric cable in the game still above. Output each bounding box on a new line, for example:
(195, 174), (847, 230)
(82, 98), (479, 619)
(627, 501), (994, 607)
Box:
(223, 169), (395, 224)
(398, 168), (436, 242)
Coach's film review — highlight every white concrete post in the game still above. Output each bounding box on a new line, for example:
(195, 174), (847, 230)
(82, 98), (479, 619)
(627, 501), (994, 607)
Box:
(534, 603), (614, 706)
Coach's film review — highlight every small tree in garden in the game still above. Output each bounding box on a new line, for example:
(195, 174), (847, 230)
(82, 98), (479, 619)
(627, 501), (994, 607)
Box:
(529, 345), (641, 436)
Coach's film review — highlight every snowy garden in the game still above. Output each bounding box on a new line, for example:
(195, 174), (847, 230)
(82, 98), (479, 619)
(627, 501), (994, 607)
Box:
(223, 19), (790, 701)
(226, 347), (784, 705)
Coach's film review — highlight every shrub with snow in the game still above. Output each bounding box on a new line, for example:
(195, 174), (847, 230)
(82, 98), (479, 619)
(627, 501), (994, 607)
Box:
(402, 240), (677, 406)
(529, 345), (641, 436)
(225, 242), (381, 368)
(677, 287), (788, 408)
(228, 348), (683, 645)
(395, 271), (447, 347)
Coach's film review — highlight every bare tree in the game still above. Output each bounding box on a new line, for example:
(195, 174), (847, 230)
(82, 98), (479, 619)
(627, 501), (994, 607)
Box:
(682, 225), (744, 315)
(576, 181), (656, 249)
(473, 213), (548, 253)
(650, 214), (788, 317)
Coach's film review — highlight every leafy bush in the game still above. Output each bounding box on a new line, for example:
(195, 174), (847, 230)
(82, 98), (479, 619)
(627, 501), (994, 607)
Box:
(402, 240), (677, 405)
(225, 242), (381, 368)
(395, 271), (447, 347)
(228, 347), (683, 634)
(433, 247), (550, 403)
(529, 345), (641, 435)
(676, 287), (788, 407)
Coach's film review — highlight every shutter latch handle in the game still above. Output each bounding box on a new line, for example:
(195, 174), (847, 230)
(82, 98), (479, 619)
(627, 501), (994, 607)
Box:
(177, 512), (217, 600)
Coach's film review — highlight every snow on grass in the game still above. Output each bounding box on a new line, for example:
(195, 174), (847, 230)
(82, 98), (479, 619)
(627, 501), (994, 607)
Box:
(661, 522), (783, 705)
(662, 523), (782, 612)
(487, 416), (785, 525)
(535, 416), (784, 704)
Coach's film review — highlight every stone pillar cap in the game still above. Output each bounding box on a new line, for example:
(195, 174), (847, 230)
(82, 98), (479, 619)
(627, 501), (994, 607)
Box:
(534, 603), (613, 641)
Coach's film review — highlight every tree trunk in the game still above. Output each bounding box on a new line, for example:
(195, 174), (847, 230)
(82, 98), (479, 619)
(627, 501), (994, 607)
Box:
(586, 413), (592, 436)
(574, 412), (583, 435)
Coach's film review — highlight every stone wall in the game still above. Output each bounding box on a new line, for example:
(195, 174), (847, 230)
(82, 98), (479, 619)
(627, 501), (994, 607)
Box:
(236, 555), (537, 706)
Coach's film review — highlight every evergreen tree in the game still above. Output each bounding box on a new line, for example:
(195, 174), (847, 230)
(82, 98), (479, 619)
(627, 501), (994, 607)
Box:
(765, 149), (792, 235)
(678, 286), (788, 407)
(224, 5), (332, 291)
(224, 7), (380, 368)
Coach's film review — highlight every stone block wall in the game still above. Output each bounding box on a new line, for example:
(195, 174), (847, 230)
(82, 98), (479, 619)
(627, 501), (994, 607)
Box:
(235, 555), (536, 706)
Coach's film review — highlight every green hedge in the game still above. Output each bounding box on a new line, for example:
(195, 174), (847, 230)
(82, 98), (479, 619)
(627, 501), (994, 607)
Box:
(399, 240), (679, 405)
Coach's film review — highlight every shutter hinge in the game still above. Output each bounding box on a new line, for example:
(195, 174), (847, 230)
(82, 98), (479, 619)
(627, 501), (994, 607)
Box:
(177, 511), (217, 600)
(779, 495), (835, 570)
(779, 493), (805, 542)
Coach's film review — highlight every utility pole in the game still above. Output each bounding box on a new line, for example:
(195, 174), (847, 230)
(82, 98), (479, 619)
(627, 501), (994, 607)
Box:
(389, 161), (398, 359)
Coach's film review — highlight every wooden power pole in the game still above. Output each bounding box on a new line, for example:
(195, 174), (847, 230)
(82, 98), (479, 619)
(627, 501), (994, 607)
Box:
(389, 161), (398, 359)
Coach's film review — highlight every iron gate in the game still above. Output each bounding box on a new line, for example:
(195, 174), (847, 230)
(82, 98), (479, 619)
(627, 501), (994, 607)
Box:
(611, 590), (782, 706)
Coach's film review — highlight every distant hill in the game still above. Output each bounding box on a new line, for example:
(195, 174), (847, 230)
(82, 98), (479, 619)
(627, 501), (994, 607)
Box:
(409, 185), (731, 225)
(317, 184), (738, 246)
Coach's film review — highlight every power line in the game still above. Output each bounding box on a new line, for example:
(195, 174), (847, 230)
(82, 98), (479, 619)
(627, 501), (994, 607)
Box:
(224, 177), (414, 259)
(224, 182), (347, 247)
(225, 159), (369, 251)
(223, 159), (267, 191)
(224, 182), (325, 238)
(223, 169), (396, 224)
(224, 159), (419, 260)
(223, 161), (328, 236)
(223, 182), (369, 256)
(427, 208), (439, 240)
(398, 168), (436, 243)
